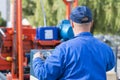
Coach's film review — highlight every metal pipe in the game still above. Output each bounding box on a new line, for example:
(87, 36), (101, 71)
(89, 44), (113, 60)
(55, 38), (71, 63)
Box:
(63, 0), (78, 19)
(63, 0), (72, 20)
(40, 0), (47, 27)
(11, 0), (18, 78)
(73, 0), (78, 7)
(0, 29), (6, 37)
(0, 72), (6, 80)
(16, 0), (23, 79)
(66, 2), (71, 20)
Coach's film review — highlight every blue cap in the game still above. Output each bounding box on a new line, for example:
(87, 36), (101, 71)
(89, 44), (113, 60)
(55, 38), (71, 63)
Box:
(70, 6), (92, 24)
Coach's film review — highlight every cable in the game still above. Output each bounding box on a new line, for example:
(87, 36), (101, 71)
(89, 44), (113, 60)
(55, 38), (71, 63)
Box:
(0, 40), (6, 60)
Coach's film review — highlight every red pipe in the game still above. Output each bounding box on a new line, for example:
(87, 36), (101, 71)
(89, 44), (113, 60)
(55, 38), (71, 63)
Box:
(63, 0), (72, 20)
(74, 0), (78, 8)
(63, 0), (78, 20)
(66, 2), (71, 20)
(16, 0), (23, 79)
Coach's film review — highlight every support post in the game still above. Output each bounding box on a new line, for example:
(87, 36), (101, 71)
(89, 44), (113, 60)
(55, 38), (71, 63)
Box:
(16, 0), (23, 79)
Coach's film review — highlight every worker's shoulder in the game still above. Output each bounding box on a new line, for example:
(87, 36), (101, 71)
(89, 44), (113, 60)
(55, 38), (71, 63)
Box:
(59, 38), (80, 48)
(59, 36), (88, 46)
(55, 41), (67, 50)
(95, 38), (113, 50)
(55, 38), (75, 48)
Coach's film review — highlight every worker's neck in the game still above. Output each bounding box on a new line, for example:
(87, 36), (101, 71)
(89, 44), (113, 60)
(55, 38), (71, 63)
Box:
(74, 29), (90, 36)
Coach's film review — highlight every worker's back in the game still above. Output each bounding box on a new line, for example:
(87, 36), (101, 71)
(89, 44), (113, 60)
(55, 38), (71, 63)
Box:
(32, 32), (115, 80)
(59, 32), (115, 80)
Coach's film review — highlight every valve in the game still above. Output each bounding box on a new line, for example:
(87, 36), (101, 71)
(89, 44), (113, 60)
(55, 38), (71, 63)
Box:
(6, 57), (13, 62)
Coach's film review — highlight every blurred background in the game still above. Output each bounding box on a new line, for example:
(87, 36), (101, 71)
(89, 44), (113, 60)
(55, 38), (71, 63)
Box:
(0, 0), (120, 34)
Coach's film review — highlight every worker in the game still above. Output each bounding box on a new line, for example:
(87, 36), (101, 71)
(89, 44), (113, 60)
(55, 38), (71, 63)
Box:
(33, 6), (115, 80)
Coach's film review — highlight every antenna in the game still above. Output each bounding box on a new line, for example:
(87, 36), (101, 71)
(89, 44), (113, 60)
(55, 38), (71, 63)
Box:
(40, 0), (47, 27)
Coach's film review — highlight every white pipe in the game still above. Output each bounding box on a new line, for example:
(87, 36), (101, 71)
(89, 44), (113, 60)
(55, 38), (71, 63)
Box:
(0, 29), (6, 37)
(0, 72), (6, 80)
(40, 0), (47, 27)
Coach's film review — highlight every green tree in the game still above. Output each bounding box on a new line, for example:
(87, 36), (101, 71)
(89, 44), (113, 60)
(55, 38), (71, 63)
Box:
(0, 12), (6, 26)
(22, 0), (65, 27)
(22, 0), (36, 16)
(79, 0), (120, 34)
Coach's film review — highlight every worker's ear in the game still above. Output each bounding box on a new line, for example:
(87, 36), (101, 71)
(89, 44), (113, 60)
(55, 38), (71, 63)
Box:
(72, 22), (74, 28)
(90, 20), (94, 28)
(70, 20), (74, 28)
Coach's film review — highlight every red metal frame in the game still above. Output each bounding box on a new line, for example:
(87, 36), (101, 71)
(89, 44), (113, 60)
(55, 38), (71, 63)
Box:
(0, 0), (78, 80)
(0, 53), (11, 70)
(2, 27), (60, 79)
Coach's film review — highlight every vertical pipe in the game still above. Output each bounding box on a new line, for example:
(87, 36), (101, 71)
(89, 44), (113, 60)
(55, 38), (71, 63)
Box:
(16, 0), (23, 79)
(63, 0), (72, 20)
(73, 0), (78, 8)
(11, 0), (18, 79)
(66, 3), (71, 20)
(0, 72), (6, 80)
(40, 0), (47, 27)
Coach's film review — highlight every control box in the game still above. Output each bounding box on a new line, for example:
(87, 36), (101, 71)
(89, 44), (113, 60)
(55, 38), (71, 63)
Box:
(36, 27), (59, 40)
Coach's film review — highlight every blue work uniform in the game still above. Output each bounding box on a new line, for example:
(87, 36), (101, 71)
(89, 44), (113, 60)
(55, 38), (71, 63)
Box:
(33, 32), (115, 80)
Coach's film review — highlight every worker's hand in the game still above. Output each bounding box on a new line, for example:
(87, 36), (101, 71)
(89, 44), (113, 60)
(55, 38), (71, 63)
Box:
(33, 52), (45, 60)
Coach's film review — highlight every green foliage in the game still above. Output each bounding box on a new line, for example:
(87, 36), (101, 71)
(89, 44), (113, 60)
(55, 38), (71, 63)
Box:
(0, 15), (6, 26)
(22, 0), (36, 16)
(22, 0), (120, 34)
(79, 0), (120, 34)
(0, 18), (6, 26)
(22, 0), (65, 27)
